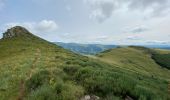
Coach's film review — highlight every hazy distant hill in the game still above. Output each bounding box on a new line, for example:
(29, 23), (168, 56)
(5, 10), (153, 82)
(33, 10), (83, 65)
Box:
(56, 42), (117, 54)
(55, 42), (117, 54)
(55, 42), (170, 55)
(142, 45), (170, 50)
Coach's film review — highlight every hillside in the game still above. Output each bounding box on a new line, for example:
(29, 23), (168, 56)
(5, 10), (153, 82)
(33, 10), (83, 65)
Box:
(95, 46), (170, 99)
(0, 26), (170, 100)
(55, 42), (117, 55)
(96, 46), (170, 80)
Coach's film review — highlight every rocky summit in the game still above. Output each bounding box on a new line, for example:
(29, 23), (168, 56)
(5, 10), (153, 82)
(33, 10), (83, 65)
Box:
(2, 26), (32, 39)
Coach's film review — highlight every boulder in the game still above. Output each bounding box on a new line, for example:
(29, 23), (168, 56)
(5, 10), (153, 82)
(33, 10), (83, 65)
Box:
(81, 95), (100, 100)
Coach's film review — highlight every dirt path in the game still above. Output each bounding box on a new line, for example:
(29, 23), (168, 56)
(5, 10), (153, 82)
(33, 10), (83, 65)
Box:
(27, 49), (41, 79)
(168, 82), (170, 95)
(17, 49), (41, 100)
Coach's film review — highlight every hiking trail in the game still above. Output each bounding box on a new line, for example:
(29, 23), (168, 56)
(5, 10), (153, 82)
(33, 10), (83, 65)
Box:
(17, 49), (41, 100)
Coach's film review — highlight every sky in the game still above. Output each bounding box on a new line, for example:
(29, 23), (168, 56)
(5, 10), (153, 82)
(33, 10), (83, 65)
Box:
(0, 0), (170, 45)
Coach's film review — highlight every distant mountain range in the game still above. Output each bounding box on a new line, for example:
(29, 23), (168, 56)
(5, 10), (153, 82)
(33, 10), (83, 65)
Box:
(55, 42), (117, 54)
(55, 42), (170, 54)
(142, 45), (170, 50)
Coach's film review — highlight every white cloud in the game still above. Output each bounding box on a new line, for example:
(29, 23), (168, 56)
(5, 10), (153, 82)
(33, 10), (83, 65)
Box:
(3, 20), (58, 34)
(35, 20), (58, 32)
(85, 0), (170, 22)
(95, 35), (109, 40)
(126, 35), (142, 40)
(85, 0), (116, 22)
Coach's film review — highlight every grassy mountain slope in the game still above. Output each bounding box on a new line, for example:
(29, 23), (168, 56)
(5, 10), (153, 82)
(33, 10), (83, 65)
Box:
(0, 27), (170, 100)
(95, 47), (170, 99)
(96, 47), (170, 80)
(0, 33), (75, 99)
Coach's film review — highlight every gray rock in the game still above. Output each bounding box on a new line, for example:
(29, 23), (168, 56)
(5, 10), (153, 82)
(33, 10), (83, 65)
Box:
(81, 95), (100, 100)
(125, 95), (134, 100)
(2, 26), (31, 39)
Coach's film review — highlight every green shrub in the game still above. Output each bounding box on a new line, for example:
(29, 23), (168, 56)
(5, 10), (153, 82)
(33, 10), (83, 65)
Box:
(27, 84), (56, 100)
(25, 69), (84, 100)
(26, 70), (50, 91)
(51, 81), (84, 100)
(57, 82), (84, 100)
(74, 67), (137, 98)
(104, 94), (122, 100)
(63, 65), (81, 75)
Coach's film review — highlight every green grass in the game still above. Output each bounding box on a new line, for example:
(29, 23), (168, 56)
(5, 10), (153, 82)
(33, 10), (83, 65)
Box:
(96, 47), (170, 80)
(0, 34), (170, 100)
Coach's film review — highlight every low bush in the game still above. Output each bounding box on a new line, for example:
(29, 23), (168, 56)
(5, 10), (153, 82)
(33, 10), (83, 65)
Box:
(26, 69), (85, 100)
(27, 84), (56, 100)
(74, 67), (137, 98)
(152, 53), (170, 69)
(63, 65), (81, 76)
(26, 70), (50, 91)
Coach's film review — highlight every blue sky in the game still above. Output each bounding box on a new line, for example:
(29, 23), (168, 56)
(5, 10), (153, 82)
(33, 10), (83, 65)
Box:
(0, 0), (170, 45)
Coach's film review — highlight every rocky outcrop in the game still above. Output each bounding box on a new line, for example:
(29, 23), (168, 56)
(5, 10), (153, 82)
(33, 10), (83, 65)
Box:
(2, 26), (31, 39)
(81, 95), (100, 100)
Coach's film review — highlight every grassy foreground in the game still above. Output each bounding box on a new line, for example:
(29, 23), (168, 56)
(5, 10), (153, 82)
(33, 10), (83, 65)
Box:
(0, 30), (170, 100)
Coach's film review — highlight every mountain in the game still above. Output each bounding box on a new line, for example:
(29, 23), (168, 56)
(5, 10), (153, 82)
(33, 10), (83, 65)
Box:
(55, 42), (170, 55)
(0, 26), (170, 100)
(140, 45), (170, 50)
(55, 42), (117, 55)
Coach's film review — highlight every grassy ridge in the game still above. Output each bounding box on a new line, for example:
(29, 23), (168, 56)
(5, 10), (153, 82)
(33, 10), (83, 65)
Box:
(96, 47), (170, 80)
(0, 34), (170, 100)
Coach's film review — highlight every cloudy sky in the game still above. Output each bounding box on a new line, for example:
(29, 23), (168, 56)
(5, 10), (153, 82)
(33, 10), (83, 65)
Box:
(0, 0), (170, 45)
